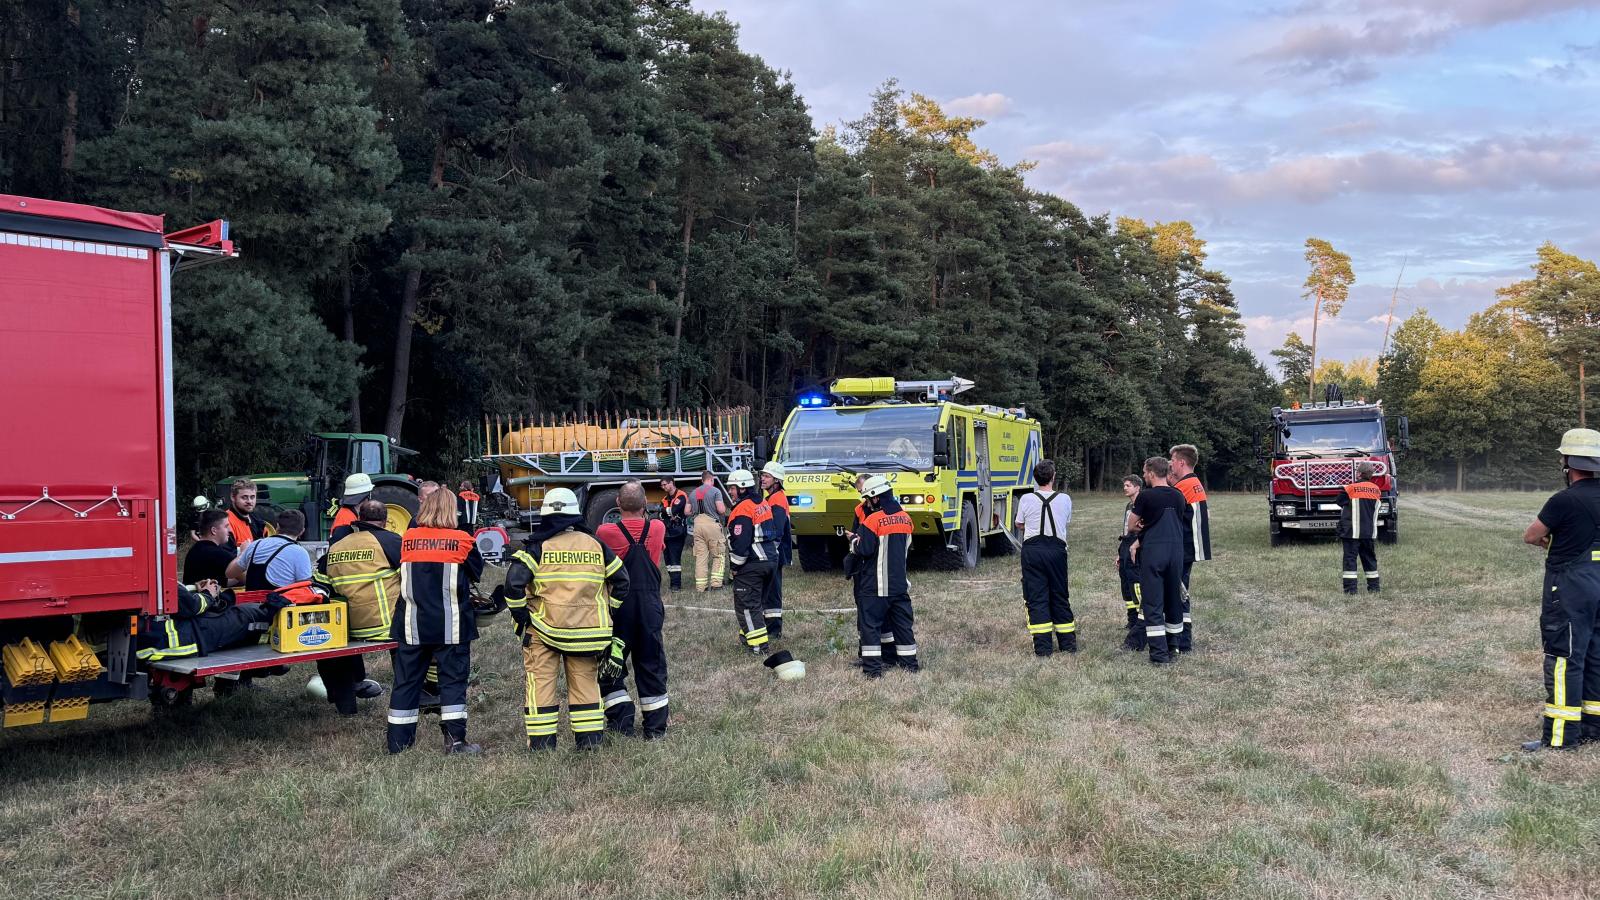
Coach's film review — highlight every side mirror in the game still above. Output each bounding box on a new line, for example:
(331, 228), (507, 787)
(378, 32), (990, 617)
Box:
(932, 431), (950, 468)
(753, 434), (771, 467)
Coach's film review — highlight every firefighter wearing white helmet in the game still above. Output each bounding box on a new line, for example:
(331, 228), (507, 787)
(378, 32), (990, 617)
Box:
(330, 472), (375, 544)
(1522, 428), (1600, 751)
(759, 460), (793, 638)
(726, 469), (779, 655)
(502, 486), (631, 750)
(845, 474), (919, 677)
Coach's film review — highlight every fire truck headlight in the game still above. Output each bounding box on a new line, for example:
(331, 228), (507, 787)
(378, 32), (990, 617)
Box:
(1378, 502), (1390, 514)
(1275, 504), (1296, 518)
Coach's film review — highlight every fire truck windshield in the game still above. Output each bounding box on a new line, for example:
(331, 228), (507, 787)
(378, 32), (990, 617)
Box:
(1282, 418), (1385, 455)
(778, 406), (939, 469)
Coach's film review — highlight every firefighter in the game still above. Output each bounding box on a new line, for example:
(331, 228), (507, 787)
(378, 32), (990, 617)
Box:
(1015, 459), (1075, 657)
(136, 580), (289, 662)
(848, 475), (918, 676)
(1127, 456), (1189, 666)
(691, 470), (731, 592)
(329, 473), (373, 544)
(388, 488), (485, 755)
(504, 488), (630, 751)
(227, 509), (313, 591)
(1118, 474), (1146, 651)
(1337, 462), (1382, 594)
(1520, 429), (1600, 751)
(726, 470), (777, 655)
(1169, 444), (1210, 654)
(659, 477), (690, 592)
(457, 479), (480, 532)
(315, 499), (401, 715)
(223, 478), (272, 551)
(597, 481), (670, 739)
(760, 461), (793, 639)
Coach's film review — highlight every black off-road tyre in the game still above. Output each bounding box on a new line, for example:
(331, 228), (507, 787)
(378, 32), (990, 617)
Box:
(372, 483), (421, 533)
(585, 488), (620, 532)
(797, 535), (839, 572)
(929, 501), (980, 570)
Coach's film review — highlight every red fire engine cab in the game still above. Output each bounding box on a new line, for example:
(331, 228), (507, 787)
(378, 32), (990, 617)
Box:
(1266, 388), (1410, 547)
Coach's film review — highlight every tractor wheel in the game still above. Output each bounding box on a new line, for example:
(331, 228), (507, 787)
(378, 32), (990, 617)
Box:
(372, 484), (421, 534)
(585, 488), (620, 532)
(1269, 523), (1287, 547)
(929, 501), (980, 570)
(797, 535), (837, 572)
(1379, 514), (1398, 545)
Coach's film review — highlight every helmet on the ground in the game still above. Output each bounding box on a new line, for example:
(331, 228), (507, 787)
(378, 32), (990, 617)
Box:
(342, 473), (374, 498)
(540, 488), (580, 516)
(728, 469), (756, 489)
(761, 461), (787, 481)
(860, 475), (893, 499)
(1558, 429), (1600, 471)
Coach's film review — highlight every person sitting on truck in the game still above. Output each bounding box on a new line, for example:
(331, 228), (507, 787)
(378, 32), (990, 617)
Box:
(185, 510), (237, 586)
(1015, 459), (1075, 657)
(389, 488), (485, 755)
(1336, 462), (1382, 595)
(1127, 457), (1190, 666)
(227, 509), (313, 590)
(224, 478), (273, 552)
(315, 499), (401, 715)
(1118, 475), (1146, 651)
(691, 470), (731, 592)
(329, 473), (374, 544)
(1168, 444), (1211, 655)
(136, 580), (290, 662)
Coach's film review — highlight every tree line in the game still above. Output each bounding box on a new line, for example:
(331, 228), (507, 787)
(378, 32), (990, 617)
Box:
(6, 0), (1284, 495)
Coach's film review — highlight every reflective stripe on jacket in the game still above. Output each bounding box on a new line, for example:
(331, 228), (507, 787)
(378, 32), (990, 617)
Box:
(323, 525), (402, 640)
(509, 530), (625, 653)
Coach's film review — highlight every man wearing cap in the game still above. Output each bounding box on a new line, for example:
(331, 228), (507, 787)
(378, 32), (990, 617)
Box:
(760, 461), (793, 639)
(1521, 428), (1600, 751)
(1336, 462), (1382, 594)
(848, 475), (919, 677)
(329, 473), (374, 544)
(725, 469), (777, 655)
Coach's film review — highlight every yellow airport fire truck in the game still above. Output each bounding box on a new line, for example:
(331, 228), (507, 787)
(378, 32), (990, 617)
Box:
(772, 377), (1042, 570)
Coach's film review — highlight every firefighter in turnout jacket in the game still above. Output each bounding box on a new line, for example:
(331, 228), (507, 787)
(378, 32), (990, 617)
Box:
(1118, 475), (1146, 651)
(1015, 460), (1075, 656)
(847, 476), (919, 676)
(1169, 444), (1211, 653)
(1521, 429), (1600, 751)
(1336, 462), (1382, 594)
(504, 488), (631, 751)
(136, 581), (288, 662)
(316, 499), (401, 714)
(760, 461), (793, 638)
(388, 488), (485, 755)
(726, 470), (777, 654)
(1128, 457), (1190, 665)
(597, 481), (670, 739)
(659, 477), (690, 591)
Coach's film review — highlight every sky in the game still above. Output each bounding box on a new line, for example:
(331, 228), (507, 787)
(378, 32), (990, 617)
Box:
(690, 0), (1600, 369)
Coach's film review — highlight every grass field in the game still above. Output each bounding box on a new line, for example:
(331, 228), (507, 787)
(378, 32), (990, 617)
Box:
(3, 491), (1598, 899)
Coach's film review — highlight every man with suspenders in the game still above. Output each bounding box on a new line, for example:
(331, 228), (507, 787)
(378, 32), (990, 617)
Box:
(1014, 460), (1076, 657)
(596, 481), (671, 740)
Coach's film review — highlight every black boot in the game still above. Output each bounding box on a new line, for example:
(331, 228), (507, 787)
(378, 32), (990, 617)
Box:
(575, 731), (605, 751)
(528, 735), (558, 752)
(1148, 635), (1173, 666)
(1058, 631), (1078, 654)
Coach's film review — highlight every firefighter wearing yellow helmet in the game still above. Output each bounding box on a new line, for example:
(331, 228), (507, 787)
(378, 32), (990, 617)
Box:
(726, 469), (778, 654)
(503, 487), (631, 751)
(1522, 428), (1600, 751)
(846, 474), (919, 677)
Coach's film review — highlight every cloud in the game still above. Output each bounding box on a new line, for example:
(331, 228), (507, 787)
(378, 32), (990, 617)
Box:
(1023, 140), (1109, 167)
(944, 92), (1015, 119)
(1249, 0), (1600, 81)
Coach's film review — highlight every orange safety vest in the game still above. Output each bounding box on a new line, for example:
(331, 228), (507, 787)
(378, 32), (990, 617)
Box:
(331, 506), (358, 532)
(1344, 481), (1381, 502)
(227, 509), (258, 548)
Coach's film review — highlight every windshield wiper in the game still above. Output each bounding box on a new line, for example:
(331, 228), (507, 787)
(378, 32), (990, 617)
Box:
(783, 458), (839, 469)
(861, 456), (926, 473)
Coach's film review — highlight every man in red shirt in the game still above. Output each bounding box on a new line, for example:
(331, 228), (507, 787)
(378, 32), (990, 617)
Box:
(595, 480), (670, 738)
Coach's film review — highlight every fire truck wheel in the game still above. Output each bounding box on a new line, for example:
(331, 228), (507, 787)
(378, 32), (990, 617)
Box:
(797, 535), (837, 572)
(929, 501), (980, 570)
(149, 685), (193, 710)
(1379, 515), (1398, 545)
(1269, 525), (1287, 547)
(585, 488), (621, 532)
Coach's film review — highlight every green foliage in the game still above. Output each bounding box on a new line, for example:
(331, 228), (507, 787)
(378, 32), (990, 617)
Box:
(1499, 242), (1600, 424)
(1271, 332), (1313, 403)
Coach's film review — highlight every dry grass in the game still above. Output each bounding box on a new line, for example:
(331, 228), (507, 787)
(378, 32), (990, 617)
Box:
(1, 491), (1598, 899)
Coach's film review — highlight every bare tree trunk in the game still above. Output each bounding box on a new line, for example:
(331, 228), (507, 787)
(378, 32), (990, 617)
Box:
(1307, 289), (1323, 402)
(668, 210), (694, 407)
(383, 139), (445, 441)
(1582, 361), (1588, 428)
(1456, 457), (1464, 492)
(342, 262), (361, 431)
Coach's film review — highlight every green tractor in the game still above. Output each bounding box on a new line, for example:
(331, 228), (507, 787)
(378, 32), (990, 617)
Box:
(215, 433), (422, 541)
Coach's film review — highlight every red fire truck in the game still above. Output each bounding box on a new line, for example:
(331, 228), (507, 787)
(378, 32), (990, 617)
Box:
(1266, 393), (1410, 547)
(0, 195), (392, 723)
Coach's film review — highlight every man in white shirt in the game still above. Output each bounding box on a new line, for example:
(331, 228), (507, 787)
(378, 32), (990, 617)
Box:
(1014, 460), (1075, 656)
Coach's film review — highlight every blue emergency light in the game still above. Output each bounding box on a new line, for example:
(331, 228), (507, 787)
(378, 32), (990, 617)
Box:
(798, 393), (830, 408)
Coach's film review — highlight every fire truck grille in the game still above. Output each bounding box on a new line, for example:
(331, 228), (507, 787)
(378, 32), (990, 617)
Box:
(1273, 459), (1388, 490)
